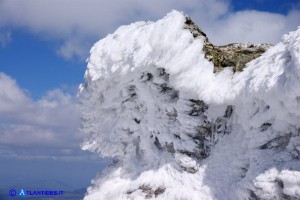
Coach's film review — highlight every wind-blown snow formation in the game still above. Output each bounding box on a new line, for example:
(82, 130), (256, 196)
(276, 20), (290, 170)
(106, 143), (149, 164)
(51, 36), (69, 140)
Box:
(79, 11), (300, 200)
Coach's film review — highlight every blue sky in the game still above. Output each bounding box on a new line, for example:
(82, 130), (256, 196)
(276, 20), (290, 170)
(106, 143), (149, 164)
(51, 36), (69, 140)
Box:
(0, 0), (299, 191)
(0, 31), (85, 99)
(230, 0), (299, 14)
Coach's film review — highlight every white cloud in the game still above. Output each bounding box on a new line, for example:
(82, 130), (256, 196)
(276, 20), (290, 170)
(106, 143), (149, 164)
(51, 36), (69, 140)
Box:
(0, 72), (31, 115)
(0, 72), (83, 160)
(0, 124), (58, 147)
(0, 0), (299, 59)
(56, 37), (91, 60)
(207, 11), (287, 44)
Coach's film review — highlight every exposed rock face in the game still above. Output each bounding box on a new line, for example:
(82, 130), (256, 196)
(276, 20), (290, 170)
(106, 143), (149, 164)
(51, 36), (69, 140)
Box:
(184, 16), (272, 72)
(205, 43), (272, 72)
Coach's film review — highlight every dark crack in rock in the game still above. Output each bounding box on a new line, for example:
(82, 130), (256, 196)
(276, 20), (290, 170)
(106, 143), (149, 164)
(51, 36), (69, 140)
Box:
(260, 133), (292, 150)
(154, 187), (166, 197)
(224, 105), (233, 118)
(260, 122), (272, 132)
(154, 136), (163, 150)
(165, 142), (176, 154)
(135, 185), (166, 199)
(189, 99), (208, 116)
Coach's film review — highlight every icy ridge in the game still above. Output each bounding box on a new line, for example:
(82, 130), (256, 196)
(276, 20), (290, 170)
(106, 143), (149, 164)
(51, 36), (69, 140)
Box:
(79, 11), (300, 200)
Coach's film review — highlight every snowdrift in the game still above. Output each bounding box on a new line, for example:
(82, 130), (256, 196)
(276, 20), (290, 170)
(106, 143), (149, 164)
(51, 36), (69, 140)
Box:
(79, 11), (300, 200)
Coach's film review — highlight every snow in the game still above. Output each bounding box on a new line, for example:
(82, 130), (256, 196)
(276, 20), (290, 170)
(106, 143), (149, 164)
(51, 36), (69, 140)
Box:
(79, 10), (300, 200)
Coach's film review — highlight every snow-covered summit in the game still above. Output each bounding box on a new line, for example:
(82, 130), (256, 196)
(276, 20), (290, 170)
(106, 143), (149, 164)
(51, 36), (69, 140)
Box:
(79, 11), (300, 200)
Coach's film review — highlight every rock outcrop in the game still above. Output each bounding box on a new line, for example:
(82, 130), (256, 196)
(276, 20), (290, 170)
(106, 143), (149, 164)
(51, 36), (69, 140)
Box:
(184, 16), (272, 72)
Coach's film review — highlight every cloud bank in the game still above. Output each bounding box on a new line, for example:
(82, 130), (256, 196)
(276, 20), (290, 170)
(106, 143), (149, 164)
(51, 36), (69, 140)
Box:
(0, 72), (92, 161)
(0, 0), (299, 60)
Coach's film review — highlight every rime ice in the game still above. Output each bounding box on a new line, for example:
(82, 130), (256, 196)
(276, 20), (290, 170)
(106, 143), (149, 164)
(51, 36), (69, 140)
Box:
(79, 11), (300, 200)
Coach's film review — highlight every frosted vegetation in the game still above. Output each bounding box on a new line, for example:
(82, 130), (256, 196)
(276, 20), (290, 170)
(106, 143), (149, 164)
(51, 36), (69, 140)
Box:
(79, 11), (300, 200)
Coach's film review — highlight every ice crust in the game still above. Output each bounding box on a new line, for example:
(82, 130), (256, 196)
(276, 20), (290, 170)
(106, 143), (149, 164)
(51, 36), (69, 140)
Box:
(79, 11), (300, 200)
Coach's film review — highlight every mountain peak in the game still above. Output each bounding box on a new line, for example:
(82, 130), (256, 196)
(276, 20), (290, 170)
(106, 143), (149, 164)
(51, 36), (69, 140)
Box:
(79, 11), (300, 200)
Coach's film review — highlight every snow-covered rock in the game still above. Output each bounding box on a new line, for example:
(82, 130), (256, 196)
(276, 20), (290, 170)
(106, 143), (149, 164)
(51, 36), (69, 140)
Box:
(79, 11), (300, 200)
